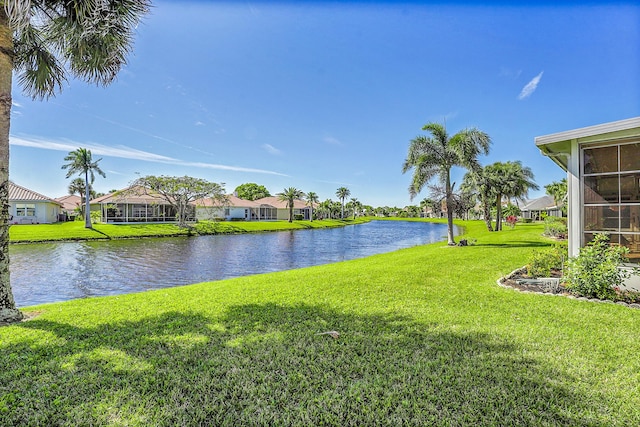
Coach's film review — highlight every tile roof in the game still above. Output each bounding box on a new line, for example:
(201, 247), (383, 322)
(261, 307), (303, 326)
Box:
(195, 195), (260, 208)
(253, 196), (309, 209)
(9, 182), (60, 205)
(55, 194), (82, 211)
(91, 186), (171, 204)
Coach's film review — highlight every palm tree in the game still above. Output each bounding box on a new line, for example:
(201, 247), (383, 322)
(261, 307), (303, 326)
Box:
(349, 197), (362, 219)
(462, 165), (498, 232)
(335, 187), (351, 219)
(489, 161), (538, 231)
(305, 191), (319, 221)
(277, 187), (305, 222)
(68, 177), (88, 217)
(0, 2), (150, 324)
(62, 148), (106, 229)
(402, 122), (491, 245)
(545, 178), (567, 215)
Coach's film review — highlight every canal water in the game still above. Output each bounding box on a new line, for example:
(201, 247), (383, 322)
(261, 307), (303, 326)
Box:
(10, 220), (456, 307)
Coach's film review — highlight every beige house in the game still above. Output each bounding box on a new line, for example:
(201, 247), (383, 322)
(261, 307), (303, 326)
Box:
(9, 182), (62, 224)
(55, 194), (82, 218)
(90, 186), (193, 223)
(536, 117), (640, 289)
(195, 195), (267, 221)
(253, 196), (312, 220)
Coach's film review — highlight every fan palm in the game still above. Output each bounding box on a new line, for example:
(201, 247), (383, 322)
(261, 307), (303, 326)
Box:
(489, 161), (538, 231)
(305, 191), (319, 221)
(0, 1), (150, 323)
(402, 122), (491, 245)
(277, 187), (305, 222)
(335, 187), (350, 219)
(62, 148), (106, 228)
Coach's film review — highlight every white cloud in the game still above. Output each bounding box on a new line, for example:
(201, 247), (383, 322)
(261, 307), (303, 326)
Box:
(323, 136), (341, 145)
(195, 121), (205, 126)
(10, 136), (287, 176)
(262, 143), (282, 155)
(518, 71), (544, 100)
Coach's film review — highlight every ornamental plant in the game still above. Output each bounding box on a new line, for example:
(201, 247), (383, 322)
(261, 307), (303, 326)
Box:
(505, 215), (518, 228)
(564, 233), (638, 300)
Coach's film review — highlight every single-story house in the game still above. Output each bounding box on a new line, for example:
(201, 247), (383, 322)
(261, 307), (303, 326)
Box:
(9, 182), (62, 224)
(253, 196), (313, 220)
(90, 186), (194, 223)
(536, 116), (640, 289)
(195, 195), (264, 221)
(55, 194), (82, 219)
(520, 195), (563, 220)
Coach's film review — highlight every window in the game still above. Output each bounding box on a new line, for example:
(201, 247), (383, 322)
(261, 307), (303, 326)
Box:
(582, 142), (640, 262)
(16, 204), (36, 217)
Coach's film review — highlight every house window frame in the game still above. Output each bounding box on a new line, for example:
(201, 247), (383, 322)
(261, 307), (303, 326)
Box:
(15, 203), (36, 217)
(580, 139), (640, 263)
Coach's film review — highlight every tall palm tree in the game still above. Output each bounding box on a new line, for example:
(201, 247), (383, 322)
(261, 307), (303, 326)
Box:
(335, 187), (351, 219)
(0, 1), (150, 324)
(402, 122), (491, 245)
(349, 197), (361, 219)
(62, 148), (106, 229)
(489, 161), (538, 231)
(305, 191), (319, 221)
(277, 187), (305, 222)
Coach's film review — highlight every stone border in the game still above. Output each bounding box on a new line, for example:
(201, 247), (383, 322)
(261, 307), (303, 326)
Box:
(497, 266), (640, 310)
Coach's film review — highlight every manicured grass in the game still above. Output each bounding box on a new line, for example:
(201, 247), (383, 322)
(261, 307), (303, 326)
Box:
(9, 218), (369, 243)
(2, 221), (639, 425)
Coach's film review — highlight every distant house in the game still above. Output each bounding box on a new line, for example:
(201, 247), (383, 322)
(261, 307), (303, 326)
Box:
(55, 194), (82, 218)
(9, 182), (62, 224)
(520, 195), (562, 221)
(253, 196), (312, 220)
(536, 117), (640, 289)
(195, 195), (261, 221)
(90, 186), (194, 223)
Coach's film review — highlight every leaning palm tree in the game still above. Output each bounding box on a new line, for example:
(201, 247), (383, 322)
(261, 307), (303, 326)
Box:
(305, 191), (319, 221)
(402, 122), (491, 245)
(62, 148), (106, 228)
(277, 187), (305, 223)
(335, 187), (351, 219)
(0, 1), (150, 323)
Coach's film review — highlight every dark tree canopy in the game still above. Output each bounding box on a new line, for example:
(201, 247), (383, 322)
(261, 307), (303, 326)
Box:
(234, 183), (271, 201)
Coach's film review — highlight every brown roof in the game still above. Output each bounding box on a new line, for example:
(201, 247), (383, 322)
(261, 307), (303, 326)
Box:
(195, 194), (260, 208)
(253, 196), (310, 209)
(91, 186), (171, 205)
(9, 182), (61, 205)
(55, 194), (82, 211)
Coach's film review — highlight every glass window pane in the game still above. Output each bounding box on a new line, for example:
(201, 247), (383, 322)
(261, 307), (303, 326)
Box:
(583, 175), (618, 204)
(584, 206), (619, 231)
(622, 205), (640, 232)
(620, 143), (640, 172)
(583, 146), (618, 174)
(584, 232), (620, 246)
(620, 173), (640, 203)
(620, 234), (640, 264)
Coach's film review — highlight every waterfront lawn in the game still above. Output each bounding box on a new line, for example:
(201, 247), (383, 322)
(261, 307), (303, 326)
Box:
(2, 221), (639, 425)
(9, 218), (369, 243)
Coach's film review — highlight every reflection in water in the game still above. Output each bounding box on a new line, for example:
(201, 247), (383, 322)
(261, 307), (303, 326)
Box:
(10, 221), (456, 307)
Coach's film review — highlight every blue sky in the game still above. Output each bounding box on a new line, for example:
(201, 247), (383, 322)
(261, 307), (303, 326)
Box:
(9, 1), (640, 208)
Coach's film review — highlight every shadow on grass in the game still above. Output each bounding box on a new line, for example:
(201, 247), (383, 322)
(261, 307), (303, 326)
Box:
(474, 240), (553, 248)
(2, 304), (614, 426)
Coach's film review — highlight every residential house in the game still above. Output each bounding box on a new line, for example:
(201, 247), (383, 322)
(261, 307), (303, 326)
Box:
(9, 182), (62, 224)
(253, 196), (312, 220)
(90, 186), (194, 223)
(55, 194), (82, 219)
(195, 195), (262, 221)
(535, 117), (640, 289)
(520, 195), (562, 221)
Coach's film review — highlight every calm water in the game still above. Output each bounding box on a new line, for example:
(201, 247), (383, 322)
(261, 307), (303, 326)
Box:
(10, 220), (456, 307)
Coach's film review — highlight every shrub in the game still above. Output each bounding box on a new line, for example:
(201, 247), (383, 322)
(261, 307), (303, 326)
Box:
(527, 243), (567, 277)
(293, 214), (304, 220)
(520, 218), (533, 223)
(543, 216), (567, 239)
(564, 233), (639, 300)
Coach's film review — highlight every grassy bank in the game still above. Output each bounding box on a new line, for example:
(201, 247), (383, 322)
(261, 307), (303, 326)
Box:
(9, 218), (369, 243)
(1, 221), (639, 425)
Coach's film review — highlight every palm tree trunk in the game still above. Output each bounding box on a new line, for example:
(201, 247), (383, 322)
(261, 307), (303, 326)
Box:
(0, 13), (23, 323)
(445, 172), (456, 245)
(84, 172), (92, 228)
(495, 193), (503, 231)
(482, 193), (493, 232)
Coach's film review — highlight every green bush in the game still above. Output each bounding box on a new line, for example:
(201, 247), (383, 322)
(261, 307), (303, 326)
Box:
(293, 214), (304, 220)
(564, 233), (638, 300)
(527, 243), (567, 277)
(520, 218), (533, 223)
(543, 216), (567, 238)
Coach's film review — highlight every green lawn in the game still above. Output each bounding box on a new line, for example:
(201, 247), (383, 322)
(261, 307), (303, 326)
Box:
(9, 218), (369, 243)
(1, 221), (639, 425)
